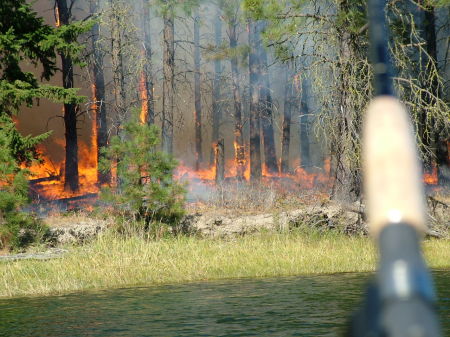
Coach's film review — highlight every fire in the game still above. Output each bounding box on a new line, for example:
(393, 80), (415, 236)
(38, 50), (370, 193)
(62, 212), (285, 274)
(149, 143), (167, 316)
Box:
(233, 141), (247, 179)
(27, 138), (100, 201)
(139, 71), (148, 124)
(423, 163), (438, 185)
(55, 5), (61, 27)
(175, 155), (332, 191)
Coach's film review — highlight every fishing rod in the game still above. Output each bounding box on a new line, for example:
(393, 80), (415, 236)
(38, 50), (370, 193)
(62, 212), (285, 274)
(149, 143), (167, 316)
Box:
(348, 0), (442, 336)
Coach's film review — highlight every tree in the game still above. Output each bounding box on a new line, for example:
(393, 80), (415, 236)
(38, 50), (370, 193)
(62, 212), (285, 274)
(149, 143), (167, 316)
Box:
(193, 10), (203, 170)
(244, 0), (449, 199)
(299, 77), (311, 172)
(154, 0), (200, 154)
(0, 0), (87, 249)
(109, 0), (127, 134)
(259, 34), (278, 174)
(0, 0), (88, 165)
(281, 66), (293, 173)
(89, 0), (110, 185)
(210, 6), (223, 166)
(248, 19), (263, 180)
(141, 0), (156, 125)
(55, 0), (80, 192)
(219, 0), (246, 179)
(99, 114), (185, 226)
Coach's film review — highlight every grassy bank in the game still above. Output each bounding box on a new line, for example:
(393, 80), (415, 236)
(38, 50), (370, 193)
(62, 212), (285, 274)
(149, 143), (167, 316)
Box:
(0, 231), (449, 298)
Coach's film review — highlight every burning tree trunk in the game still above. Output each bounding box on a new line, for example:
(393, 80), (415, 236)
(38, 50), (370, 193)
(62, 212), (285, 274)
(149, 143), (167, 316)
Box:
(55, 0), (79, 192)
(259, 39), (278, 174)
(141, 0), (155, 125)
(281, 67), (293, 173)
(162, 5), (175, 154)
(210, 9), (222, 166)
(215, 139), (225, 183)
(248, 20), (263, 180)
(90, 0), (109, 185)
(299, 78), (311, 172)
(194, 11), (202, 170)
(229, 17), (245, 180)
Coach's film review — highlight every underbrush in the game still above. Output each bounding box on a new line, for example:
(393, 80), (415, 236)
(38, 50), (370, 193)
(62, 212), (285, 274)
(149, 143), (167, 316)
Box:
(185, 181), (331, 215)
(0, 212), (48, 252)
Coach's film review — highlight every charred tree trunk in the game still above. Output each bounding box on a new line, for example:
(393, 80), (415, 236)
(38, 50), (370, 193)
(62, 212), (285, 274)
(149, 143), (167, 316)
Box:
(210, 10), (222, 166)
(194, 12), (202, 170)
(248, 20), (262, 181)
(299, 79), (311, 172)
(229, 18), (245, 179)
(281, 68), (292, 173)
(142, 0), (155, 125)
(90, 0), (109, 185)
(162, 6), (175, 154)
(56, 0), (79, 192)
(259, 39), (278, 174)
(215, 139), (225, 183)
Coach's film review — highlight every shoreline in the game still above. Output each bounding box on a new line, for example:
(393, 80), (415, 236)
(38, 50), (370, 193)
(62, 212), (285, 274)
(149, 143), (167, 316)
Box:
(1, 231), (448, 299)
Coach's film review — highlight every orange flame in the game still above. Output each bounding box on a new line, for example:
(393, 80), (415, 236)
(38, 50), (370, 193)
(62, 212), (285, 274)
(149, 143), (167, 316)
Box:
(423, 163), (438, 185)
(139, 71), (148, 124)
(55, 5), (61, 27)
(27, 141), (99, 200)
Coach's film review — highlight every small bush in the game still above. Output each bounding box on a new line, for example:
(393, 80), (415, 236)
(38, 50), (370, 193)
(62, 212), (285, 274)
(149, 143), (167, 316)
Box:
(0, 115), (48, 251)
(99, 114), (186, 228)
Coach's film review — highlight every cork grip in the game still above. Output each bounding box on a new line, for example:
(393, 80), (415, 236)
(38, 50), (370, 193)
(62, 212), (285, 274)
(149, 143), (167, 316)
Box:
(363, 96), (426, 238)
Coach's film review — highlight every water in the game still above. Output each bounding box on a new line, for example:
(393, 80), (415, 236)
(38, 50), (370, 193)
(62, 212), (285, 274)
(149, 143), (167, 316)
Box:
(0, 271), (448, 337)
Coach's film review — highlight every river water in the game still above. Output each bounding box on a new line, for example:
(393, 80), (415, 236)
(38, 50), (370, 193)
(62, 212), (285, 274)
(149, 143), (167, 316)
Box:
(0, 271), (448, 336)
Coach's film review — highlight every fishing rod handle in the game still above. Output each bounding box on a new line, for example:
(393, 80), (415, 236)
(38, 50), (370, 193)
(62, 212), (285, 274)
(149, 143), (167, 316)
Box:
(363, 96), (426, 237)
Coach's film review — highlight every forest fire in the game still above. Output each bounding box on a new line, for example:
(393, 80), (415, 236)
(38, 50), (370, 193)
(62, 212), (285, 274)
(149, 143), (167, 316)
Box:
(27, 142), (99, 201)
(139, 71), (149, 124)
(423, 164), (438, 185)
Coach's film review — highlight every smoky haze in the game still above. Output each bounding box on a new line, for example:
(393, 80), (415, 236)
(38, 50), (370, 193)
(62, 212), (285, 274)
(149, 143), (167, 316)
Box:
(19, 0), (326, 179)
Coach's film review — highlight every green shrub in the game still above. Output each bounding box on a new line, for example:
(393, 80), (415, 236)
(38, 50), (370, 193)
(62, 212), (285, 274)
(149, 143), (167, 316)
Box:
(99, 114), (186, 228)
(0, 115), (48, 251)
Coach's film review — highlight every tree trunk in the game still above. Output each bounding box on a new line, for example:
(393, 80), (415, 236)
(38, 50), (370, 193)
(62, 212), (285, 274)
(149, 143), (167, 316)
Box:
(194, 11), (202, 170)
(210, 10), (222, 166)
(162, 6), (175, 154)
(331, 23), (360, 201)
(215, 139), (225, 183)
(421, 3), (449, 183)
(248, 20), (262, 181)
(56, 0), (79, 192)
(110, 0), (126, 134)
(229, 18), (245, 180)
(299, 79), (311, 172)
(90, 0), (109, 185)
(142, 0), (155, 125)
(281, 67), (292, 173)
(259, 38), (278, 174)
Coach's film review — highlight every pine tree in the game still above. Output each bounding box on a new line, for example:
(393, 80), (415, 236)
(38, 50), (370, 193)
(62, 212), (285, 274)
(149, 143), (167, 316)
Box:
(0, 0), (91, 249)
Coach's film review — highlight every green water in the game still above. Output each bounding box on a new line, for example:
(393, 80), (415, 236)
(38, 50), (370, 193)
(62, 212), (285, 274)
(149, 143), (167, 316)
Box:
(0, 271), (448, 336)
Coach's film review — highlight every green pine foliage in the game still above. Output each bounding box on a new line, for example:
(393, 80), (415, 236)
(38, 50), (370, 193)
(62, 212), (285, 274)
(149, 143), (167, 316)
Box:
(0, 0), (92, 250)
(0, 116), (48, 251)
(100, 114), (185, 228)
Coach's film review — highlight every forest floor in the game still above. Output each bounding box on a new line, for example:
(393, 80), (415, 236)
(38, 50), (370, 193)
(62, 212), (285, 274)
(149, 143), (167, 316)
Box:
(0, 187), (448, 298)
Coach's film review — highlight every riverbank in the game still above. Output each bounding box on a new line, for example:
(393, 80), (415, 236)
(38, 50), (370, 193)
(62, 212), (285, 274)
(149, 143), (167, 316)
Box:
(1, 230), (449, 298)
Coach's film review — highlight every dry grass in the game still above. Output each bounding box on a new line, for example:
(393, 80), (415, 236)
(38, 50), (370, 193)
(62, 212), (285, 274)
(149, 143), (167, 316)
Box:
(0, 230), (448, 298)
(185, 181), (331, 216)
